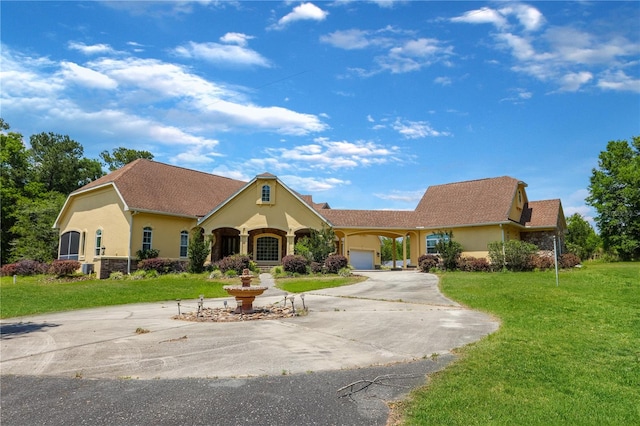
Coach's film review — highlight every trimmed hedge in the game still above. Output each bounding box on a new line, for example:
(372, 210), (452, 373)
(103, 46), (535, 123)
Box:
(324, 254), (348, 274)
(457, 256), (491, 272)
(50, 260), (81, 277)
(138, 258), (187, 274)
(1, 259), (50, 277)
(215, 255), (251, 274)
(282, 255), (308, 274)
(418, 254), (439, 272)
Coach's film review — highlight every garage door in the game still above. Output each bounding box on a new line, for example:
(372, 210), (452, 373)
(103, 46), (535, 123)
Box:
(350, 250), (374, 270)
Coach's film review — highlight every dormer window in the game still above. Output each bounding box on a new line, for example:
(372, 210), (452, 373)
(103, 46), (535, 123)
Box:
(261, 185), (271, 202)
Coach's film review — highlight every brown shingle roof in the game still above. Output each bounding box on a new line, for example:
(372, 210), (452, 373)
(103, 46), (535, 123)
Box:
(319, 209), (416, 228)
(520, 199), (563, 228)
(414, 176), (520, 227)
(73, 159), (246, 217)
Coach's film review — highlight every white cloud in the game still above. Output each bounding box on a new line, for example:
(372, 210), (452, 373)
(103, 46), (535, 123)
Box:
(172, 41), (271, 67)
(597, 70), (640, 93)
(434, 76), (452, 86)
(559, 71), (593, 92)
(280, 175), (349, 192)
(374, 189), (424, 203)
(271, 2), (328, 30)
(67, 41), (117, 55)
(59, 62), (118, 89)
(321, 29), (377, 50)
(220, 32), (253, 47)
(265, 137), (402, 170)
(392, 118), (451, 138)
(451, 7), (508, 29)
(499, 4), (545, 31)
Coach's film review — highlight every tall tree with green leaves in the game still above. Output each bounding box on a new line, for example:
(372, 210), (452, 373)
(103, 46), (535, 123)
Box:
(566, 213), (601, 261)
(586, 137), (640, 260)
(28, 132), (103, 194)
(187, 227), (210, 274)
(1, 120), (30, 263)
(294, 226), (336, 263)
(100, 147), (154, 171)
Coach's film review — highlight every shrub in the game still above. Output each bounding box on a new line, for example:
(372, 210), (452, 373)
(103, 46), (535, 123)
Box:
(224, 269), (237, 278)
(209, 270), (223, 280)
(1, 263), (17, 277)
(419, 255), (439, 272)
(282, 254), (309, 274)
(436, 234), (463, 271)
(310, 262), (324, 274)
(324, 254), (348, 274)
(136, 248), (160, 260)
(49, 260), (81, 277)
(530, 254), (555, 271)
(187, 227), (211, 274)
(109, 271), (125, 280)
(1, 259), (50, 276)
(137, 258), (186, 274)
(560, 253), (581, 269)
(338, 266), (352, 277)
(488, 240), (538, 271)
(457, 257), (491, 272)
(216, 255), (252, 274)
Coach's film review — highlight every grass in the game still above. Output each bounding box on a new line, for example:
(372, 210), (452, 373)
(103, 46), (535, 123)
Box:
(401, 262), (640, 425)
(0, 273), (231, 319)
(275, 274), (366, 293)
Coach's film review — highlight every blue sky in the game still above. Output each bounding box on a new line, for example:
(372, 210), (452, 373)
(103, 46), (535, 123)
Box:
(2, 1), (639, 223)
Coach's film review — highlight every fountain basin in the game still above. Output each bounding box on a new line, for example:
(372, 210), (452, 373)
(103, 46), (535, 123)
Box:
(223, 285), (268, 314)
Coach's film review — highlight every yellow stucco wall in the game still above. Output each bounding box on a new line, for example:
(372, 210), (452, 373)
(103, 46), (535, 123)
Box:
(131, 213), (197, 259)
(57, 186), (130, 262)
(200, 179), (327, 234)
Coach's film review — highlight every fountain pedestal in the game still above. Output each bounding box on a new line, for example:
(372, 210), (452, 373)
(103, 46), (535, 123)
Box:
(223, 269), (267, 314)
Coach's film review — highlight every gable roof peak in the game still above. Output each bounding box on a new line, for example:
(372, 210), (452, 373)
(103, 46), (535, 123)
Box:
(257, 172), (277, 179)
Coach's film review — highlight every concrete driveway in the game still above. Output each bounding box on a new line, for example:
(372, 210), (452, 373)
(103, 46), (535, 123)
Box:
(0, 271), (498, 380)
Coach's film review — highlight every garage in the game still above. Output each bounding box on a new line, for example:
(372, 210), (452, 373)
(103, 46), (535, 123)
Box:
(349, 249), (374, 270)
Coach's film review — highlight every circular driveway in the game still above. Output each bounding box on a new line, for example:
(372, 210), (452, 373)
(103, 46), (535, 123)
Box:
(0, 271), (498, 380)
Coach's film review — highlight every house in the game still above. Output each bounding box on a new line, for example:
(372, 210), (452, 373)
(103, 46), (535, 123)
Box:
(53, 159), (566, 278)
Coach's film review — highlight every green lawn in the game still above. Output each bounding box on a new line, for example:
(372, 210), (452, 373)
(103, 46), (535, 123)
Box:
(275, 274), (366, 293)
(0, 274), (230, 319)
(402, 262), (640, 425)
(0, 273), (365, 319)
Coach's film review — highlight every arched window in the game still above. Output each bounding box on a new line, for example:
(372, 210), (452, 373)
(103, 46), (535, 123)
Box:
(59, 231), (80, 260)
(180, 230), (189, 257)
(426, 233), (449, 254)
(142, 227), (153, 251)
(95, 229), (103, 256)
(261, 185), (271, 202)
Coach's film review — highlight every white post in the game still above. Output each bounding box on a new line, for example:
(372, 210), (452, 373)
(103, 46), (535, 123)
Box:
(553, 235), (559, 287)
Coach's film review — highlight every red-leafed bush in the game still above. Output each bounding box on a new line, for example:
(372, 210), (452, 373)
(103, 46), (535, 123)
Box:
(215, 255), (252, 274)
(49, 260), (81, 277)
(310, 262), (324, 274)
(560, 253), (581, 269)
(1, 259), (50, 276)
(282, 255), (309, 274)
(530, 255), (556, 270)
(324, 254), (348, 274)
(138, 258), (187, 274)
(457, 256), (491, 272)
(418, 255), (439, 272)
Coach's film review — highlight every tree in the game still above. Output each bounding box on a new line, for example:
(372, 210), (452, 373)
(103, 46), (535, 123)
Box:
(294, 226), (336, 263)
(100, 147), (154, 171)
(9, 191), (67, 262)
(187, 227), (210, 274)
(380, 236), (411, 263)
(28, 132), (103, 194)
(586, 137), (640, 260)
(1, 120), (30, 263)
(435, 232), (463, 270)
(566, 213), (600, 261)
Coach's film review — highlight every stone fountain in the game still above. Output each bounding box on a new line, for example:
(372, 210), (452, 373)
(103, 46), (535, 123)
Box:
(223, 269), (267, 314)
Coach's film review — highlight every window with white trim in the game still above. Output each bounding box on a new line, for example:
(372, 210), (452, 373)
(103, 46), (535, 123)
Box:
(95, 229), (103, 256)
(261, 185), (271, 202)
(59, 231), (80, 260)
(142, 227), (153, 251)
(180, 231), (189, 257)
(426, 233), (449, 254)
